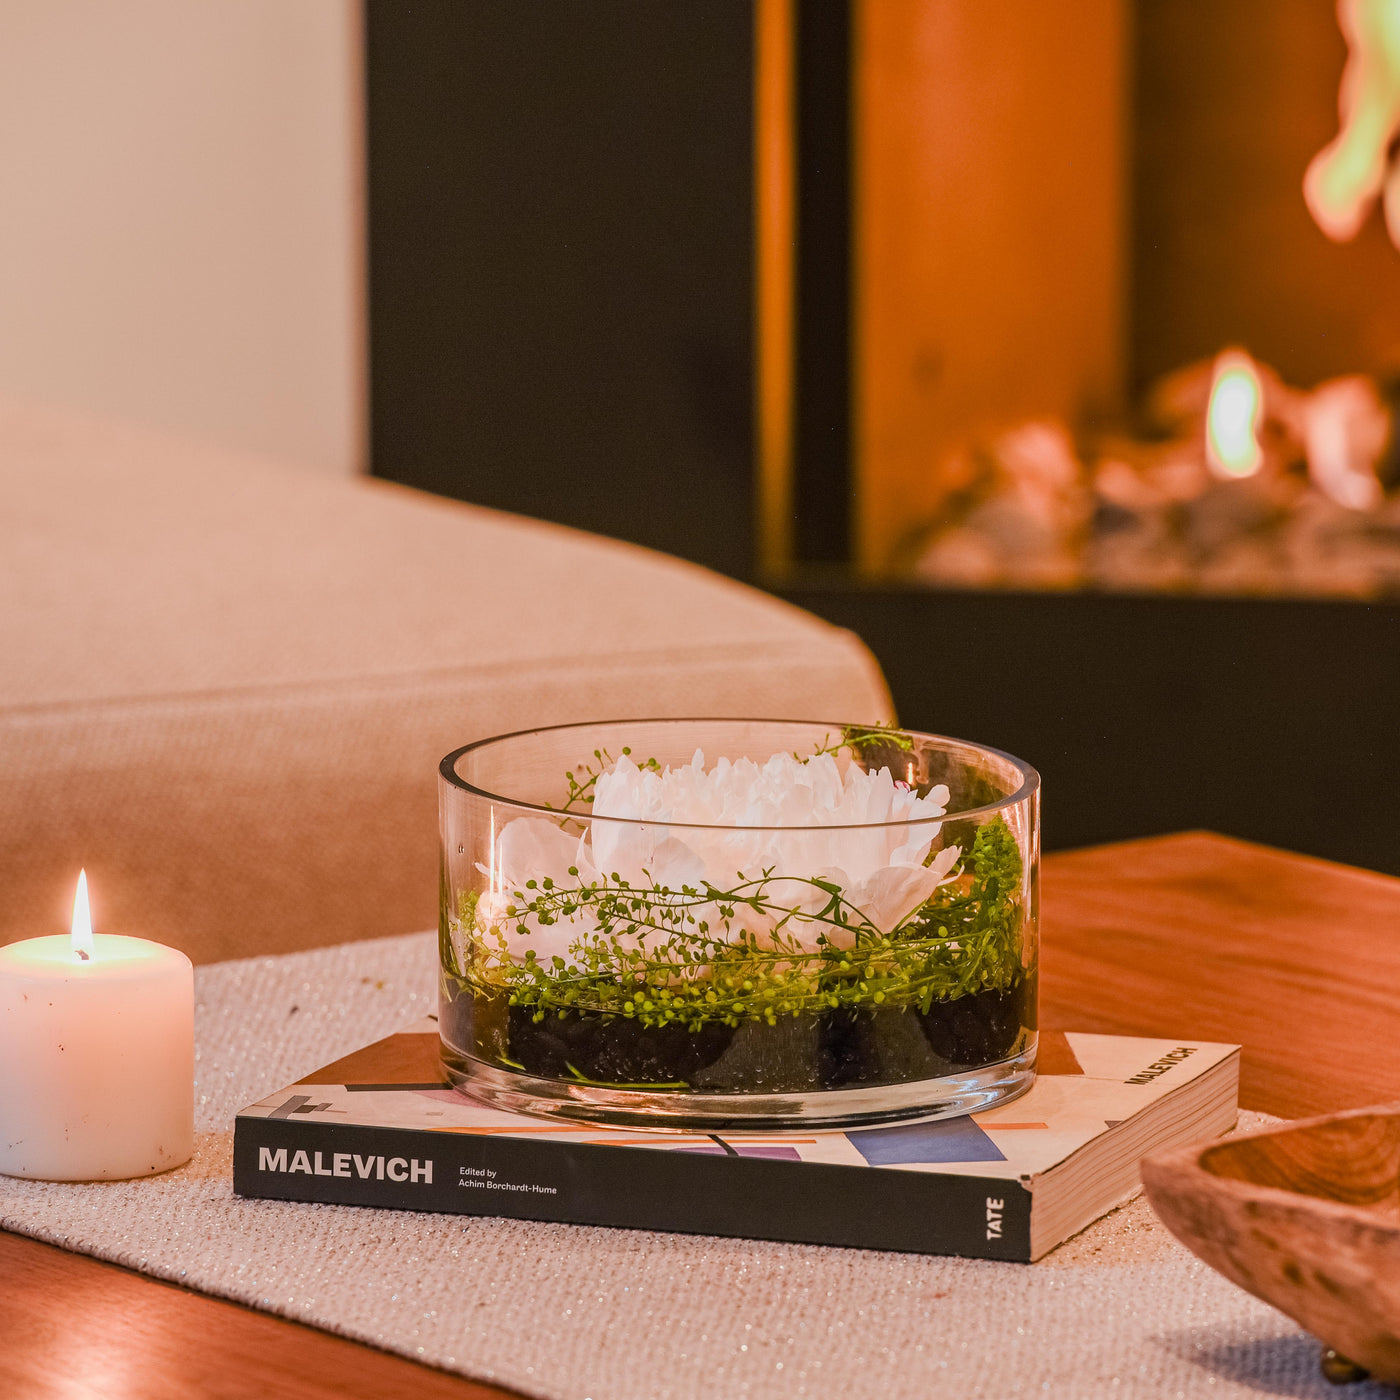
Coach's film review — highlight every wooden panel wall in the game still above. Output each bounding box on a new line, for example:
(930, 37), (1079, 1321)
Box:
(853, 0), (1129, 572)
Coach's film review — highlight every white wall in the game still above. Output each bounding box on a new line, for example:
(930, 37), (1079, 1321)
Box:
(0, 0), (363, 474)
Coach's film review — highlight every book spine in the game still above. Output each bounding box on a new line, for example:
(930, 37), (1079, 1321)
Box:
(233, 1116), (1033, 1262)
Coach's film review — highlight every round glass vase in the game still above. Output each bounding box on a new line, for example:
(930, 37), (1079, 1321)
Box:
(438, 719), (1039, 1131)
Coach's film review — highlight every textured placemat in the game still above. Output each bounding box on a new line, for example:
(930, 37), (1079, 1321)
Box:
(0, 932), (1385, 1400)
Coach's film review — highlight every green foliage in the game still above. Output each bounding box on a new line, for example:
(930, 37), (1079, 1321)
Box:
(806, 723), (915, 764)
(447, 815), (1025, 1030)
(439, 879), (471, 981)
(443, 730), (1026, 1028)
(906, 816), (1025, 993)
(545, 746), (661, 815)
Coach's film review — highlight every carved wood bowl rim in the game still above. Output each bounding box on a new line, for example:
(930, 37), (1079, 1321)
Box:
(1141, 1104), (1400, 1384)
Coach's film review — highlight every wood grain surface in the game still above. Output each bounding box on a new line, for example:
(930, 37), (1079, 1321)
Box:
(1040, 831), (1400, 1119)
(0, 1230), (514, 1400)
(5, 831), (1397, 1398)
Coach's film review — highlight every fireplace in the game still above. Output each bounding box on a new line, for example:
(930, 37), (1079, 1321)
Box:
(763, 1), (1400, 875)
(366, 1), (1399, 873)
(759, 0), (1400, 601)
(896, 349), (1400, 598)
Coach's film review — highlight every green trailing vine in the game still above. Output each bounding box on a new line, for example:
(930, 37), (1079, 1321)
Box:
(544, 746), (661, 816)
(444, 815), (1024, 1030)
(805, 723), (915, 763)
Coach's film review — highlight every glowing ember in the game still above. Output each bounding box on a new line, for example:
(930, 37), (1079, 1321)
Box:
(1302, 375), (1387, 509)
(906, 346), (1399, 600)
(1205, 351), (1264, 480)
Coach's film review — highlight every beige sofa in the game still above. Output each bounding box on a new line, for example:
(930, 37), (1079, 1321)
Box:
(0, 400), (890, 962)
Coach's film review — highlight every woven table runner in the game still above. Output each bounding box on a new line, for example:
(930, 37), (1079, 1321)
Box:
(0, 932), (1381, 1400)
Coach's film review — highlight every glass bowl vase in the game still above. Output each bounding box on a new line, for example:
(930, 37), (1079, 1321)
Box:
(438, 719), (1039, 1131)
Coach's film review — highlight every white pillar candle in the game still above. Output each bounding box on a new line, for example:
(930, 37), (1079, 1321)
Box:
(0, 872), (193, 1180)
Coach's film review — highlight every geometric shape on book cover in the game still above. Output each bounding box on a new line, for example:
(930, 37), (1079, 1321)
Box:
(297, 1032), (442, 1087)
(1037, 1031), (1086, 1077)
(674, 1143), (804, 1161)
(846, 1116), (1007, 1166)
(267, 1095), (333, 1119)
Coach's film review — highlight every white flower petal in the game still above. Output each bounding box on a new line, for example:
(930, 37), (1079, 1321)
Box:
(492, 747), (973, 958)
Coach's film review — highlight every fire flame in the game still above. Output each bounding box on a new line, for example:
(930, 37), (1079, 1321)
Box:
(71, 868), (93, 961)
(1304, 0), (1400, 249)
(1205, 351), (1264, 480)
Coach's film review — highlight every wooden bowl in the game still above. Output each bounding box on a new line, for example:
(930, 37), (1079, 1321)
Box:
(1142, 1105), (1400, 1384)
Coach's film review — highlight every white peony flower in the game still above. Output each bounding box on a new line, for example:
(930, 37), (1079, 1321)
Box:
(473, 816), (599, 964)
(481, 749), (961, 957)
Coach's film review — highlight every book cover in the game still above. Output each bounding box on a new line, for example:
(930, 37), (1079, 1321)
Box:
(233, 1023), (1239, 1262)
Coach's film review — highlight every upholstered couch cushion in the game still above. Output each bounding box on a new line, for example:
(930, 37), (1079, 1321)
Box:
(0, 400), (890, 962)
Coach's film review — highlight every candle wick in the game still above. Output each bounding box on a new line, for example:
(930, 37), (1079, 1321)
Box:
(76, 949), (89, 962)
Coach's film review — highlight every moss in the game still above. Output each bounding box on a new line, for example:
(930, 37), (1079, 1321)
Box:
(450, 815), (1027, 1032)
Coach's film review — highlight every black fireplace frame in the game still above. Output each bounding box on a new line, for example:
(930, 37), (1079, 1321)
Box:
(365, 3), (1399, 875)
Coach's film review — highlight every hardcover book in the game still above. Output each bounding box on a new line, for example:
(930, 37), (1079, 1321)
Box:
(233, 1023), (1239, 1262)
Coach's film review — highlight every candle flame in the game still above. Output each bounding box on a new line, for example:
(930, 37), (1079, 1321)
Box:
(1206, 350), (1264, 480)
(71, 869), (93, 961)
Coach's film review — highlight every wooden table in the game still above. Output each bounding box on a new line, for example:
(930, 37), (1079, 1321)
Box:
(4, 832), (1397, 1400)
(1038, 831), (1400, 1119)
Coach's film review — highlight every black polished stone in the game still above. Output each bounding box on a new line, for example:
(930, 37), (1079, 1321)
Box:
(443, 973), (1035, 1094)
